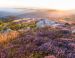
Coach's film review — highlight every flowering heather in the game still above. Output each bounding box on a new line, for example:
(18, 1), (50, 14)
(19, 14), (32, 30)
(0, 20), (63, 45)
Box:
(0, 27), (75, 58)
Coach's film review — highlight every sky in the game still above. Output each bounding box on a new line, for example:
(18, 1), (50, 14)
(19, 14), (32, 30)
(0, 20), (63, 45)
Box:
(0, 0), (75, 10)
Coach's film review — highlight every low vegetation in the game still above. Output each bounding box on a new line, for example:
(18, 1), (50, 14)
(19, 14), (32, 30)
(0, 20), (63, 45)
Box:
(0, 17), (75, 58)
(0, 18), (36, 31)
(0, 26), (75, 58)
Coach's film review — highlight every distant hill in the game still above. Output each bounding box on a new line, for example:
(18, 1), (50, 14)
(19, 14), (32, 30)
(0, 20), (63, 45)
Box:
(65, 10), (75, 14)
(0, 8), (75, 20)
(0, 8), (39, 18)
(0, 11), (21, 18)
(17, 9), (70, 18)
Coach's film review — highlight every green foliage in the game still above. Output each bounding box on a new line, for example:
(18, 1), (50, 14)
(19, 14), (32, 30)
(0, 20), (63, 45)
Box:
(29, 53), (43, 58)
(0, 20), (4, 26)
(8, 22), (36, 30)
(8, 24), (22, 30)
(28, 24), (36, 29)
(0, 20), (5, 31)
(0, 18), (37, 31)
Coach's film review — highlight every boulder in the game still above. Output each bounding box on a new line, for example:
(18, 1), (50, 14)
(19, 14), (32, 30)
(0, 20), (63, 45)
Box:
(36, 19), (56, 28)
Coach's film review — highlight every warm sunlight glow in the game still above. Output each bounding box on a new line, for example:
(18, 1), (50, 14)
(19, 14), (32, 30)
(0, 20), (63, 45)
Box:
(0, 0), (75, 10)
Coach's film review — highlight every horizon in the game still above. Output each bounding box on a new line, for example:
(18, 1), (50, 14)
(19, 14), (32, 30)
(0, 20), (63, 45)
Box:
(0, 8), (75, 11)
(0, 0), (75, 10)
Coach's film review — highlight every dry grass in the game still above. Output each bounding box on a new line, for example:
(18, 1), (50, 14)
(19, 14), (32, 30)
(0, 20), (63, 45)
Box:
(0, 31), (20, 43)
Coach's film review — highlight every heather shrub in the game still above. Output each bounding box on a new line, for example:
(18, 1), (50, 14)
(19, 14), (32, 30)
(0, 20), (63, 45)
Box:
(0, 27), (75, 58)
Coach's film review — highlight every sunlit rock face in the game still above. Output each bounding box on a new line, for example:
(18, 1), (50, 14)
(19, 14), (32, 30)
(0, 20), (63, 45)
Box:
(36, 19), (56, 28)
